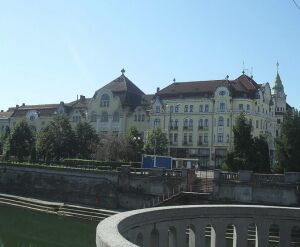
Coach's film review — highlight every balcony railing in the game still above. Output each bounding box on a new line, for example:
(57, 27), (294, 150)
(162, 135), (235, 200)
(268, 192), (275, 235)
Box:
(182, 141), (193, 146)
(170, 126), (178, 131)
(183, 126), (193, 131)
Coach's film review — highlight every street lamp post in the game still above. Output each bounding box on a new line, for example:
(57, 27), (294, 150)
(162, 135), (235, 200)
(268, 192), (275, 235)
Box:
(133, 136), (141, 162)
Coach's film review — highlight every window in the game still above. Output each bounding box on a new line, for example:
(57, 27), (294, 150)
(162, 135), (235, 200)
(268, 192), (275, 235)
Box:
(204, 135), (208, 143)
(134, 115), (137, 121)
(175, 105), (179, 113)
(184, 133), (188, 143)
(154, 118), (160, 126)
(174, 119), (178, 127)
(227, 134), (229, 143)
(218, 116), (224, 126)
(258, 106), (260, 112)
(204, 104), (209, 112)
(247, 104), (250, 111)
(256, 120), (259, 128)
(199, 135), (203, 144)
(184, 119), (188, 127)
(199, 119), (203, 127)
(189, 134), (193, 143)
(189, 119), (193, 127)
(30, 115), (35, 121)
(204, 119), (208, 128)
(239, 104), (243, 111)
(141, 114), (145, 121)
(184, 105), (188, 112)
(189, 105), (193, 112)
(101, 111), (108, 122)
(174, 133), (178, 143)
(155, 106), (160, 113)
(220, 103), (225, 112)
(199, 105), (203, 112)
(277, 119), (281, 124)
(170, 105), (174, 113)
(100, 94), (110, 107)
(138, 114), (141, 121)
(219, 91), (226, 96)
(218, 134), (223, 143)
(112, 111), (119, 122)
(227, 118), (230, 127)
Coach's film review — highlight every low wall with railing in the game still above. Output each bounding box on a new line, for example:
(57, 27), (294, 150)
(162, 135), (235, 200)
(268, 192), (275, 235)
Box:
(213, 170), (300, 206)
(0, 163), (185, 210)
(96, 205), (300, 247)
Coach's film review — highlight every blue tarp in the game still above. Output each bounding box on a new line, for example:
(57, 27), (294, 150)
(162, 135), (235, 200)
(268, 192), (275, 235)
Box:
(142, 155), (172, 169)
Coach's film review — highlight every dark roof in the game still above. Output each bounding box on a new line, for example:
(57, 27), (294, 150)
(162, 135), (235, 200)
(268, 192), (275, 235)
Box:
(67, 98), (91, 108)
(0, 111), (14, 119)
(157, 74), (259, 99)
(11, 104), (59, 118)
(95, 74), (145, 107)
(141, 94), (154, 106)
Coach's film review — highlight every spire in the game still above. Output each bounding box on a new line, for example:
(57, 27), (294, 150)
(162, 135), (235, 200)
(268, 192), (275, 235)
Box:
(121, 68), (125, 75)
(272, 61), (284, 94)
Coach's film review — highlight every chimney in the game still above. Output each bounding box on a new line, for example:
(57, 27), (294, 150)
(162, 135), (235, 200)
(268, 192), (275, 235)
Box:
(16, 104), (19, 108)
(22, 103), (25, 106)
(156, 87), (160, 93)
(1, 110), (3, 112)
(80, 95), (85, 102)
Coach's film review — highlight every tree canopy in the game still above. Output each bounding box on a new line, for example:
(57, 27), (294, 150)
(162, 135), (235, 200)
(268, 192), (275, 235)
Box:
(275, 109), (300, 172)
(75, 121), (99, 159)
(36, 117), (76, 161)
(224, 112), (270, 172)
(8, 121), (35, 162)
(144, 127), (168, 156)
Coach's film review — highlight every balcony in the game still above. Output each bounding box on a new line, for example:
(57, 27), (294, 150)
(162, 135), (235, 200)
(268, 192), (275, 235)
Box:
(198, 126), (208, 131)
(183, 126), (193, 131)
(97, 205), (300, 247)
(198, 142), (208, 146)
(182, 141), (193, 146)
(170, 126), (178, 131)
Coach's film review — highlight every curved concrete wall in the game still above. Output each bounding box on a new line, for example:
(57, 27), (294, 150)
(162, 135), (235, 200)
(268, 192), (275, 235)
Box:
(96, 205), (300, 247)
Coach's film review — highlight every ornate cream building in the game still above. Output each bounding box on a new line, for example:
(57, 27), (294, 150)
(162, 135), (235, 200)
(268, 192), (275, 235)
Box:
(1, 68), (288, 167)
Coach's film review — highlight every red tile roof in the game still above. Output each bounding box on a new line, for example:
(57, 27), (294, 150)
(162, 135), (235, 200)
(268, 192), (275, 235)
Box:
(157, 74), (259, 98)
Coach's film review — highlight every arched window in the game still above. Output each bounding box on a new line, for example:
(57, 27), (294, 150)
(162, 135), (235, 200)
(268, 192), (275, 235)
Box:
(184, 119), (188, 127)
(199, 119), (203, 127)
(226, 224), (237, 247)
(112, 111), (119, 122)
(204, 119), (209, 128)
(100, 94), (110, 107)
(101, 111), (108, 122)
(218, 116), (224, 126)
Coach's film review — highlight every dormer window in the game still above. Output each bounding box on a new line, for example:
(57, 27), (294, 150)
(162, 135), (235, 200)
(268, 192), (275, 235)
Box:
(100, 94), (110, 107)
(155, 106), (160, 113)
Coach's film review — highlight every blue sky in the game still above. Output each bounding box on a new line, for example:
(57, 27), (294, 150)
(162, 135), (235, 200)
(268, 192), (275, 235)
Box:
(1, 0), (300, 110)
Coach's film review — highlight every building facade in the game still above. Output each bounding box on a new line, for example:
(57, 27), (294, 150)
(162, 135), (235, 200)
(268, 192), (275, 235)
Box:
(1, 69), (288, 167)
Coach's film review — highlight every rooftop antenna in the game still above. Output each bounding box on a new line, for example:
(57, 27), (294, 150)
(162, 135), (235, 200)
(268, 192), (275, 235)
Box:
(242, 61), (245, 75)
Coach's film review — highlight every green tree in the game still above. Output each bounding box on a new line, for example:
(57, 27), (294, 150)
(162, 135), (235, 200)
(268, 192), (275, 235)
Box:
(144, 127), (168, 156)
(127, 126), (144, 161)
(36, 117), (76, 161)
(275, 110), (300, 172)
(9, 121), (35, 162)
(224, 112), (270, 172)
(75, 121), (99, 159)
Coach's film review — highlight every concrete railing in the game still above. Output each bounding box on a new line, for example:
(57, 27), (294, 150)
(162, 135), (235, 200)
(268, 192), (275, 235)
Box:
(96, 205), (300, 247)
